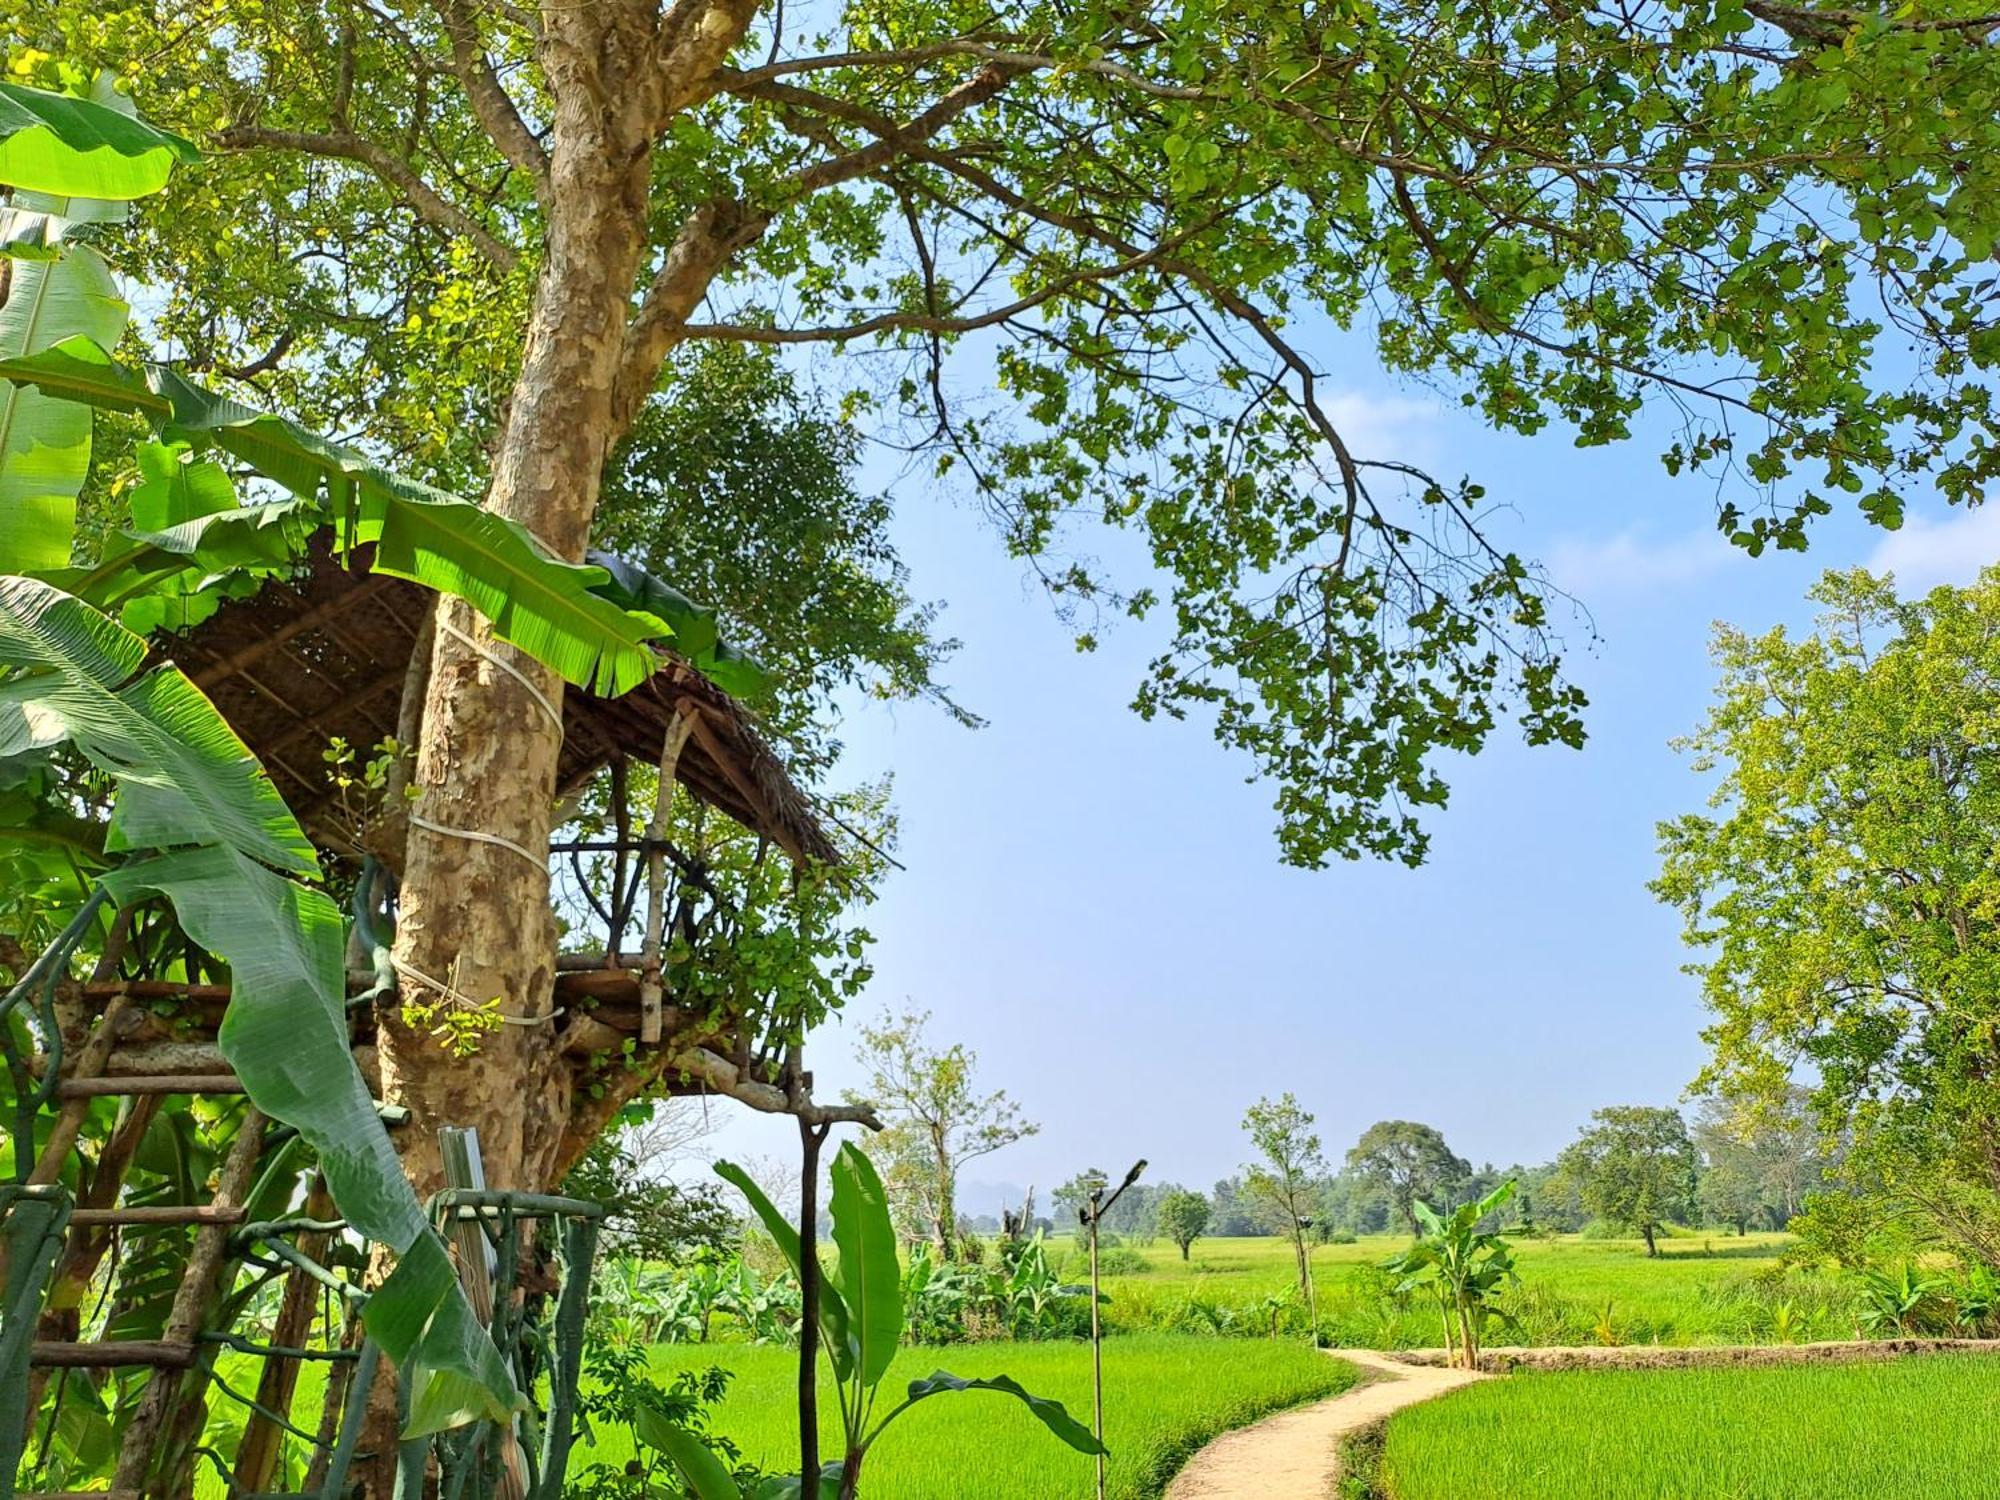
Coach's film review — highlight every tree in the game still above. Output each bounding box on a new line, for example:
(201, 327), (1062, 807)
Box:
(1157, 1187), (1212, 1262)
(1208, 1177), (1263, 1238)
(846, 1009), (1036, 1260)
(1656, 569), (2000, 1257)
(1557, 1107), (1699, 1256)
(1692, 1094), (1833, 1235)
(1346, 1120), (1472, 1236)
(1242, 1093), (1327, 1305)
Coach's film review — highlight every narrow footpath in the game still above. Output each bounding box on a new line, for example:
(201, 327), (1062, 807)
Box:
(1164, 1350), (1484, 1499)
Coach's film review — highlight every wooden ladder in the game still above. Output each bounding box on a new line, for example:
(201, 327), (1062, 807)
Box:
(12, 991), (267, 1500)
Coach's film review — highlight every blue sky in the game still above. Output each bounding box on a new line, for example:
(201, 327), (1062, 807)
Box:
(694, 356), (1996, 1210)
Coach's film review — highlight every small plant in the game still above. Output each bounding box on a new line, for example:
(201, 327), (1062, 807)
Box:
(651, 1144), (1105, 1499)
(1592, 1299), (1623, 1347)
(1382, 1180), (1520, 1370)
(1856, 1262), (1949, 1337)
(1769, 1300), (1803, 1345)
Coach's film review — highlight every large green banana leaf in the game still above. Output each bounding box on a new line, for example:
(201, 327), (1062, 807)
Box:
(828, 1143), (903, 1388)
(0, 576), (521, 1434)
(0, 338), (664, 695)
(97, 847), (522, 1435)
(0, 81), (196, 200)
(0, 575), (317, 876)
(0, 247), (127, 572)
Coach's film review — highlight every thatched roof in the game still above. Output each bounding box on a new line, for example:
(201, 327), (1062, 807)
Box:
(154, 536), (835, 864)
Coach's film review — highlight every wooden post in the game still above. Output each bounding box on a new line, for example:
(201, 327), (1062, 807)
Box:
(637, 710), (696, 1046)
(232, 1175), (339, 1493)
(110, 1108), (266, 1494)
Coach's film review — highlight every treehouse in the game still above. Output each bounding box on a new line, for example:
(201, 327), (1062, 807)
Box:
(58, 532), (846, 1122)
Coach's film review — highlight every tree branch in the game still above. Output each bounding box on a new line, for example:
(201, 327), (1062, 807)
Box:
(432, 0), (551, 202)
(217, 123), (521, 274)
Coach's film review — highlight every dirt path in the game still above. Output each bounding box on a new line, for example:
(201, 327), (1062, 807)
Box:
(1164, 1350), (1484, 1499)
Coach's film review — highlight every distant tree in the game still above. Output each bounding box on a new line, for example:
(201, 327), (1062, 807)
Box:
(1347, 1121), (1473, 1235)
(1319, 1170), (1390, 1237)
(1557, 1107), (1699, 1257)
(1053, 1168), (1106, 1234)
(1693, 1093), (1836, 1234)
(846, 1009), (1037, 1260)
(1209, 1177), (1263, 1238)
(1157, 1189), (1213, 1262)
(1242, 1094), (1327, 1304)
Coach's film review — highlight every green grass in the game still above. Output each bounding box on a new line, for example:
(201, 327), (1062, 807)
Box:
(1090, 1232), (1858, 1347)
(1375, 1354), (2000, 1498)
(610, 1335), (1356, 1498)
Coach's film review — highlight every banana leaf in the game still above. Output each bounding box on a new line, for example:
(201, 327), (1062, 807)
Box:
(0, 81), (197, 200)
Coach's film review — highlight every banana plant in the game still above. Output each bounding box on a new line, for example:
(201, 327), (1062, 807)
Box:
(655, 1144), (1105, 1500)
(1381, 1178), (1520, 1370)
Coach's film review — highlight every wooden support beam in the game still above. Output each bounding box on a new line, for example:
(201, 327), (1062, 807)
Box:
(55, 1074), (243, 1098)
(67, 1205), (246, 1228)
(29, 1341), (197, 1369)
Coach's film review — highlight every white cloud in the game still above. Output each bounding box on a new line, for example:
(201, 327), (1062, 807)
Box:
(1319, 389), (1444, 467)
(1543, 525), (1741, 597)
(1866, 504), (2000, 593)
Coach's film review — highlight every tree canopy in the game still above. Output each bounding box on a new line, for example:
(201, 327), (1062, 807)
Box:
(1346, 1119), (1472, 1234)
(1657, 568), (2000, 1251)
(12, 0), (1999, 864)
(1556, 1105), (1699, 1255)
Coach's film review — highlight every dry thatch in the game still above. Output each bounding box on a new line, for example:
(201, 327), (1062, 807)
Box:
(153, 535), (835, 864)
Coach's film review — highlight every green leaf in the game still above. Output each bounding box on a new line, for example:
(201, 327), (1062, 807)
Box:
(632, 1405), (743, 1500)
(0, 576), (317, 875)
(0, 246), (128, 571)
(829, 1142), (902, 1387)
(0, 342), (662, 694)
(715, 1158), (854, 1380)
(95, 846), (522, 1435)
(0, 81), (197, 200)
(899, 1371), (1107, 1455)
(128, 440), (235, 530)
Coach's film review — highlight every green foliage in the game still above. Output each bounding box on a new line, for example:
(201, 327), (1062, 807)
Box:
(1556, 1108), (1699, 1256)
(711, 1144), (1103, 1496)
(1658, 569), (2000, 1256)
(1854, 1263), (1951, 1337)
(847, 1010), (1036, 1262)
(0, 77), (193, 198)
(1381, 1181), (1520, 1368)
(40, 0), (2000, 868)
(1156, 1189), (1212, 1262)
(1346, 1121), (1472, 1237)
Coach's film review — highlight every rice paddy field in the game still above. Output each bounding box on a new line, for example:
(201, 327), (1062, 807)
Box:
(1370, 1354), (2000, 1499)
(626, 1335), (1358, 1499)
(1093, 1231), (1858, 1347)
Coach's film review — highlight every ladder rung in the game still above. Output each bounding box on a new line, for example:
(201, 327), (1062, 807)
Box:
(30, 1339), (198, 1368)
(68, 1204), (247, 1228)
(56, 1073), (244, 1098)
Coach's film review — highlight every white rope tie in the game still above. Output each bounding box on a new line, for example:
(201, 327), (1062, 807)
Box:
(408, 812), (543, 871)
(389, 955), (563, 1027)
(437, 615), (564, 735)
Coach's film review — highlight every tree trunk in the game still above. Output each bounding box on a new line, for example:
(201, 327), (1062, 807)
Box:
(1179, 1241), (1190, 1262)
(358, 23), (656, 1492)
(1642, 1223), (1659, 1257)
